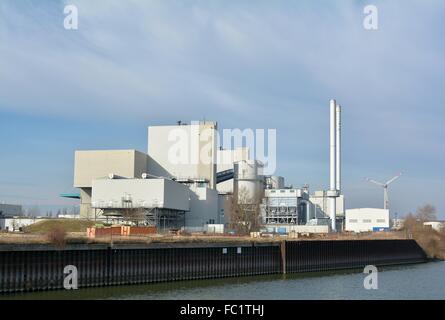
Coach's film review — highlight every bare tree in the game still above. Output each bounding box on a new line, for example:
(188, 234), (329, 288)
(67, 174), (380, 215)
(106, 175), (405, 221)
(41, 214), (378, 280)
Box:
(416, 204), (437, 222)
(46, 226), (67, 249)
(400, 209), (444, 259)
(28, 206), (41, 217)
(230, 186), (262, 235)
(402, 212), (420, 234)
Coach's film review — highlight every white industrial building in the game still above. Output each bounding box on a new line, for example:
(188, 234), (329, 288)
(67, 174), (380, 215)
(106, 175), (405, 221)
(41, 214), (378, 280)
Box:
(0, 217), (42, 232)
(423, 221), (445, 232)
(147, 121), (218, 189)
(74, 149), (150, 218)
(70, 121), (233, 231)
(345, 208), (390, 233)
(91, 178), (190, 228)
(0, 203), (48, 232)
(392, 218), (405, 230)
(234, 160), (264, 205)
(264, 176), (285, 190)
(261, 188), (311, 225)
(67, 99), (348, 233)
(216, 147), (250, 195)
(259, 188), (335, 234)
(258, 99), (345, 233)
(187, 184), (219, 230)
(215, 147), (251, 225)
(310, 191), (345, 230)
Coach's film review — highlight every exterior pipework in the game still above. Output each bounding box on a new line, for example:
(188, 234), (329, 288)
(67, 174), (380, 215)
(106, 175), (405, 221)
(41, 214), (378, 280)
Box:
(301, 199), (312, 224)
(329, 99), (337, 231)
(336, 104), (341, 192)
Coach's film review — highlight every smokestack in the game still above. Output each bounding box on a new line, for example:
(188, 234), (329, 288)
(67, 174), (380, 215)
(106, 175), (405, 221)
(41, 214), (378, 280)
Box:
(336, 104), (341, 191)
(329, 100), (336, 191)
(329, 99), (337, 232)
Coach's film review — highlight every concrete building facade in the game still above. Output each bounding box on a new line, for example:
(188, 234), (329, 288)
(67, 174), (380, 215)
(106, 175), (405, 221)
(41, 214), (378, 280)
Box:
(310, 191), (345, 219)
(91, 178), (190, 212)
(217, 193), (233, 225)
(74, 150), (150, 218)
(148, 121), (218, 189)
(72, 123), (221, 230)
(345, 208), (390, 232)
(69, 117), (347, 234)
(260, 188), (312, 225)
(216, 147), (250, 194)
(187, 184), (219, 231)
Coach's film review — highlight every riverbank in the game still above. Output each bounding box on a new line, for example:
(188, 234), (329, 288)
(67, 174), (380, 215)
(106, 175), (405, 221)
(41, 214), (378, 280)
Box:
(0, 239), (427, 294)
(4, 261), (444, 300)
(2, 223), (444, 261)
(0, 229), (410, 245)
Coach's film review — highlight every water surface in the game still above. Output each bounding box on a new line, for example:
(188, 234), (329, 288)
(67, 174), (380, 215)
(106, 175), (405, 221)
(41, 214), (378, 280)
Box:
(3, 261), (444, 300)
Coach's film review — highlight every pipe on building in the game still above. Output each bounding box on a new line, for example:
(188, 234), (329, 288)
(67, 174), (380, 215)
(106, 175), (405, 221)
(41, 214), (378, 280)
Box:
(330, 100), (336, 192)
(329, 99), (337, 232)
(336, 104), (341, 192)
(302, 200), (312, 224)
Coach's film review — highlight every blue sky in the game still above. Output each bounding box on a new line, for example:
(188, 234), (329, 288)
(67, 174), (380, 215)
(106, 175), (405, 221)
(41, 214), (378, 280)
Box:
(0, 0), (444, 217)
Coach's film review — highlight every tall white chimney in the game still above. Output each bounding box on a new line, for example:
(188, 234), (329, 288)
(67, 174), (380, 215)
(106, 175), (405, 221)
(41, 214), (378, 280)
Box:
(329, 99), (337, 231)
(336, 104), (341, 191)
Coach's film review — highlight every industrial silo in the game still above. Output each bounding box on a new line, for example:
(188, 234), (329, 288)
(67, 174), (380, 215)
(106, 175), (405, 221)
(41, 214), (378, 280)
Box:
(234, 160), (264, 204)
(265, 175), (285, 189)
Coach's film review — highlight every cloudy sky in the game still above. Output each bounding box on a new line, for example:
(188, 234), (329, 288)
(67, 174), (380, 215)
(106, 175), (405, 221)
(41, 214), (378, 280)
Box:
(0, 0), (444, 217)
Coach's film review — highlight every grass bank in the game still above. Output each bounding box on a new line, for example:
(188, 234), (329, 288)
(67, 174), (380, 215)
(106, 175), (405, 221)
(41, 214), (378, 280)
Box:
(23, 219), (95, 233)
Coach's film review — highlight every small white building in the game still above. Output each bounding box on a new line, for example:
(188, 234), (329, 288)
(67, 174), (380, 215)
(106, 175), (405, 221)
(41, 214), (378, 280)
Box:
(423, 221), (445, 232)
(205, 224), (224, 234)
(0, 217), (42, 232)
(345, 208), (390, 232)
(392, 218), (405, 230)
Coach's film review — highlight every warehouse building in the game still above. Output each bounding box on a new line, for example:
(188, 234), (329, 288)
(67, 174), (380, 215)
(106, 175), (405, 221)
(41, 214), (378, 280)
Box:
(345, 208), (390, 232)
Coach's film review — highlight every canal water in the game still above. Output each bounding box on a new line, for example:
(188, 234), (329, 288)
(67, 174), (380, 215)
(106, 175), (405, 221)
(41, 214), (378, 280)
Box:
(3, 261), (445, 300)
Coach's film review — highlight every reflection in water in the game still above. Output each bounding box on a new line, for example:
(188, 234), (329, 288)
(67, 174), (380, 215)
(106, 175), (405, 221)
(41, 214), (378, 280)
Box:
(3, 261), (445, 300)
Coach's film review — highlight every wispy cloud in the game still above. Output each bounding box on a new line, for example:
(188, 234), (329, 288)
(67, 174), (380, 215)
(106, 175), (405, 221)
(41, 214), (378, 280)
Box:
(0, 0), (444, 215)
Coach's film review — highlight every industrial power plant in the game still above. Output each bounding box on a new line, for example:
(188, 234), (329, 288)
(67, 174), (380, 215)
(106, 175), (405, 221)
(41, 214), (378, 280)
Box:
(61, 99), (390, 234)
(0, 99), (429, 296)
